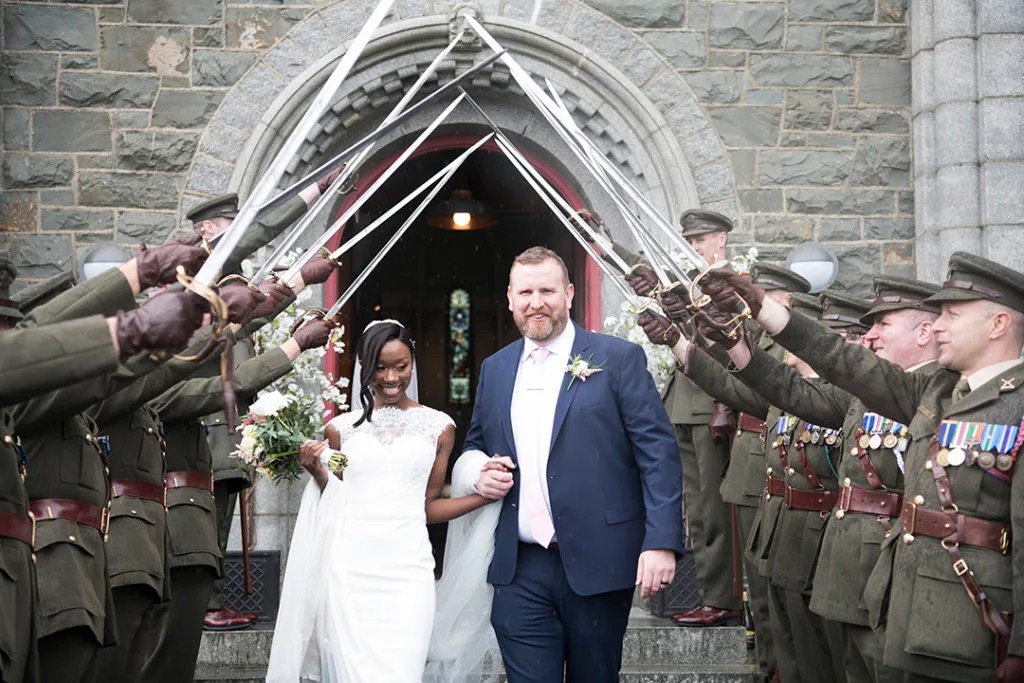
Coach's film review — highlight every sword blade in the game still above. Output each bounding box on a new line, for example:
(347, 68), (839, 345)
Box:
(255, 50), (506, 218)
(324, 135), (490, 318)
(278, 92), (467, 284)
(250, 30), (472, 283)
(194, 0), (395, 286)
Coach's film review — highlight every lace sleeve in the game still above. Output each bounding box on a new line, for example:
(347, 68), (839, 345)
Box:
(434, 410), (456, 444)
(324, 411), (360, 445)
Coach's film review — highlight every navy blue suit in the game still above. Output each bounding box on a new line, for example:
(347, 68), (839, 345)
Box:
(463, 323), (683, 682)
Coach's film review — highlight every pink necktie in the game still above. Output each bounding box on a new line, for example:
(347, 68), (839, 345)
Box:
(525, 345), (555, 546)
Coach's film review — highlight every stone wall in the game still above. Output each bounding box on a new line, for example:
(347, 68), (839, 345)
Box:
(1, 0), (915, 295)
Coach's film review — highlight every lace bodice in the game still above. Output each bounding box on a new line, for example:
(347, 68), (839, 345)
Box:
(325, 406), (454, 514)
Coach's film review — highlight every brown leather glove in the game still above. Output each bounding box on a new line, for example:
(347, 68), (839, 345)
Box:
(658, 282), (692, 326)
(624, 263), (659, 297)
(116, 291), (206, 357)
(694, 308), (744, 350)
(135, 238), (208, 289)
(700, 268), (765, 318)
(219, 283), (265, 326)
(996, 655), (1024, 683)
(636, 310), (681, 347)
(299, 254), (338, 287)
(316, 165), (345, 194)
(708, 401), (737, 445)
(292, 317), (333, 352)
(249, 278), (295, 320)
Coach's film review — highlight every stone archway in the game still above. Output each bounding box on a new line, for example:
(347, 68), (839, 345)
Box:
(185, 1), (737, 316)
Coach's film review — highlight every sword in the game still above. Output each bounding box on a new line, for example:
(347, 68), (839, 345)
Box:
(328, 137), (493, 263)
(323, 134), (493, 318)
(250, 30), (476, 284)
(191, 0), (395, 288)
(255, 50), (506, 219)
(277, 92), (467, 285)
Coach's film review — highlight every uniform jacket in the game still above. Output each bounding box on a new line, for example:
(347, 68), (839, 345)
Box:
(775, 312), (1021, 682)
(464, 324), (684, 596)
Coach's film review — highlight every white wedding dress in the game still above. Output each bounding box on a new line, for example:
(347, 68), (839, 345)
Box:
(266, 405), (453, 683)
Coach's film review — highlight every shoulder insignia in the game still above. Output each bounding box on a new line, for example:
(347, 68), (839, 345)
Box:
(1000, 377), (1015, 392)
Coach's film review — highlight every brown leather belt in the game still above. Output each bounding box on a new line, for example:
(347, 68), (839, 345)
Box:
(784, 486), (838, 512)
(899, 501), (1010, 554)
(765, 474), (786, 498)
(29, 498), (108, 534)
(738, 413), (766, 434)
(164, 470), (213, 492)
(0, 510), (34, 546)
(111, 479), (166, 505)
(835, 484), (902, 518)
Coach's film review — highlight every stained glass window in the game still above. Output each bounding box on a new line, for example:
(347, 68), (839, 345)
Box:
(448, 288), (471, 404)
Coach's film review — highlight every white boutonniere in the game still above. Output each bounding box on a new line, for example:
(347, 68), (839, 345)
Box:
(566, 354), (604, 388)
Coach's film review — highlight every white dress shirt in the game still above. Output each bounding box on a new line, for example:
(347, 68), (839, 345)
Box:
(510, 323), (575, 544)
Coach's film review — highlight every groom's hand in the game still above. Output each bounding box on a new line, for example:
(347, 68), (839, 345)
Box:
(475, 455), (515, 500)
(636, 549), (677, 599)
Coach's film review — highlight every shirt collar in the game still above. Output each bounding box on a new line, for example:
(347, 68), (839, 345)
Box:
(966, 358), (1023, 391)
(520, 322), (576, 363)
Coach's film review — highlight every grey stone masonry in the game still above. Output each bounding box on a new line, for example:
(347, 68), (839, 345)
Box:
(1, 0), (922, 294)
(912, 0), (1024, 280)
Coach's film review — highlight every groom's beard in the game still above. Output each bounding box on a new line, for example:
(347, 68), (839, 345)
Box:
(515, 308), (567, 342)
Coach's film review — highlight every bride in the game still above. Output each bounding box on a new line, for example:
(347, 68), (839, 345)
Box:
(265, 320), (502, 683)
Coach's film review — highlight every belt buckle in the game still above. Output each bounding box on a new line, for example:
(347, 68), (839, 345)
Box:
(904, 502), (917, 534)
(101, 505), (110, 538)
(783, 484), (793, 508)
(952, 558), (970, 577)
(764, 473), (773, 500)
(28, 510), (36, 549)
(1000, 528), (1009, 555)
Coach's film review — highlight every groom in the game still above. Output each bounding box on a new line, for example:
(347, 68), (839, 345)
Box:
(465, 246), (684, 682)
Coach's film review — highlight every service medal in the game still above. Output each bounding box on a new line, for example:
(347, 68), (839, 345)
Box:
(996, 454), (1013, 471)
(825, 434), (838, 446)
(977, 452), (997, 469)
(800, 431), (811, 444)
(947, 447), (966, 466)
(858, 434), (871, 449)
(897, 437), (909, 451)
(811, 431), (821, 445)
(883, 434), (898, 449)
(936, 448), (950, 467)
(869, 434), (883, 450)
(772, 437), (781, 448)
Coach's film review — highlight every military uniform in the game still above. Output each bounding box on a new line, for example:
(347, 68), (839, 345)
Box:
(143, 345), (293, 683)
(770, 253), (1024, 682)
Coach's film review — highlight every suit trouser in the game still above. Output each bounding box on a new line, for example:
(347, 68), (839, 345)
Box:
(844, 621), (900, 683)
(142, 565), (216, 683)
(769, 583), (842, 683)
(675, 424), (740, 610)
(92, 584), (161, 683)
(737, 503), (774, 679)
(38, 626), (99, 683)
(491, 543), (634, 683)
(208, 482), (238, 611)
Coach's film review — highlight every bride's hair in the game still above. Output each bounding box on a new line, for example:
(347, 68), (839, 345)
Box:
(354, 321), (415, 426)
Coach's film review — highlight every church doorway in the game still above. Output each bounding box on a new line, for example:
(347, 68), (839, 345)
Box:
(322, 128), (601, 568)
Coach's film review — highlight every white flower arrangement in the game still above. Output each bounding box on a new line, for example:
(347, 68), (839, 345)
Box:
(604, 301), (677, 394)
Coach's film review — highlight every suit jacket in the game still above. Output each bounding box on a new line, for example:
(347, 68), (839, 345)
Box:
(463, 323), (684, 596)
(775, 312), (1022, 682)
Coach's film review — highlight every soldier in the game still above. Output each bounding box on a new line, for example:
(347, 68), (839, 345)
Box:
(701, 252), (1024, 683)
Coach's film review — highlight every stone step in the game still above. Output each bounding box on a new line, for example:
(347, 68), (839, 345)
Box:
(195, 609), (755, 682)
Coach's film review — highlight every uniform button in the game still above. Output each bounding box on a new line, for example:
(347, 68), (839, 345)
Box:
(834, 510), (845, 520)
(787, 468), (796, 476)
(189, 497), (195, 503)
(843, 477), (851, 486)
(902, 533), (914, 545)
(68, 535), (77, 542)
(147, 427), (154, 434)
(766, 467), (773, 475)
(913, 495), (924, 505)
(131, 510), (138, 515)
(3, 435), (12, 444)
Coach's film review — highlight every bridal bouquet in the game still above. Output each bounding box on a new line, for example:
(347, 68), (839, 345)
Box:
(234, 390), (347, 482)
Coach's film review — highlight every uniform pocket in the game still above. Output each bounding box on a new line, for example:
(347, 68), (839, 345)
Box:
(34, 519), (105, 618)
(0, 543), (27, 661)
(863, 530), (896, 628)
(107, 498), (165, 580)
(166, 489), (219, 559)
(903, 557), (1011, 666)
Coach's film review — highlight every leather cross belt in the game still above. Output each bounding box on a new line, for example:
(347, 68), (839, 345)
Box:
(0, 510), (34, 546)
(111, 479), (166, 505)
(784, 486), (838, 512)
(764, 474), (786, 498)
(29, 498), (108, 534)
(835, 484), (902, 518)
(738, 413), (767, 434)
(899, 501), (1010, 554)
(164, 470), (213, 492)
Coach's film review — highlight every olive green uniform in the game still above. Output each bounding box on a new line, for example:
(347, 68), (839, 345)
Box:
(775, 311), (1023, 683)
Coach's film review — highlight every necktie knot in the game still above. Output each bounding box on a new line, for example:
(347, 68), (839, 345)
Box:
(953, 376), (971, 401)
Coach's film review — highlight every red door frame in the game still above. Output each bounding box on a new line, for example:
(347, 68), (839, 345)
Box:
(322, 134), (602, 387)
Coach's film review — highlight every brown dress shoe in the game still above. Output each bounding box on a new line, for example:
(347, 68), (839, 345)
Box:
(671, 605), (741, 627)
(203, 608), (257, 631)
